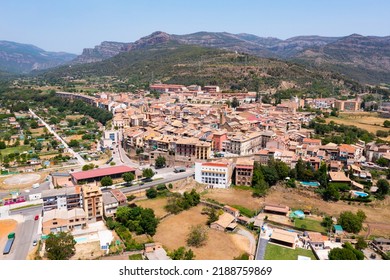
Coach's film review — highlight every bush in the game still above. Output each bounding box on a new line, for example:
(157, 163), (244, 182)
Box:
(146, 188), (158, 199)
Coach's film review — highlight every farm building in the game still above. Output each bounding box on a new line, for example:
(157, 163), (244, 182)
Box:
(269, 228), (298, 249)
(71, 165), (136, 184)
(263, 204), (290, 216)
(210, 212), (237, 231)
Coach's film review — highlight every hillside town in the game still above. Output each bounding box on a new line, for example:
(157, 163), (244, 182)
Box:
(0, 83), (389, 261)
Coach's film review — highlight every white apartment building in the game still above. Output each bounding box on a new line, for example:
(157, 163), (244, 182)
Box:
(194, 161), (233, 188)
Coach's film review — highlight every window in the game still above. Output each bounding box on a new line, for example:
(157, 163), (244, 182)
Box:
(53, 222), (58, 225)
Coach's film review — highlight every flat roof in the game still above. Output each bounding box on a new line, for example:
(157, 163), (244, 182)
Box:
(71, 165), (135, 181)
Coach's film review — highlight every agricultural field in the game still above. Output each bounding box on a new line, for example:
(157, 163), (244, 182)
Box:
(153, 205), (250, 260)
(327, 112), (390, 140)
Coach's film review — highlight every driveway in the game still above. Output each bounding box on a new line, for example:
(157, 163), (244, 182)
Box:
(236, 228), (256, 257)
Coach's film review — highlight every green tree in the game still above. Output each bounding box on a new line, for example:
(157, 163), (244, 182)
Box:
(328, 247), (358, 260)
(295, 158), (306, 181)
(0, 141), (6, 149)
(30, 120), (38, 129)
(231, 97), (239, 108)
(168, 247), (195, 260)
(146, 187), (158, 199)
(139, 207), (159, 236)
(155, 155), (166, 169)
(123, 172), (135, 186)
(376, 157), (389, 167)
(142, 168), (154, 179)
(322, 185), (340, 201)
(376, 179), (390, 198)
(186, 224), (208, 248)
(321, 215), (334, 231)
(101, 176), (113, 187)
(338, 211), (366, 234)
(68, 139), (79, 148)
(384, 120), (390, 128)
(82, 163), (94, 171)
(355, 236), (368, 250)
(45, 231), (76, 260)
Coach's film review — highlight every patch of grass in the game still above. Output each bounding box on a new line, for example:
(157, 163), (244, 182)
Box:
(231, 204), (256, 218)
(294, 218), (327, 233)
(264, 243), (317, 260)
(128, 253), (143, 260)
(1, 145), (31, 156)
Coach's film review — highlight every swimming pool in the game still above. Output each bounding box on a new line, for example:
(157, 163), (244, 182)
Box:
(353, 191), (368, 197)
(74, 237), (88, 243)
(300, 181), (320, 187)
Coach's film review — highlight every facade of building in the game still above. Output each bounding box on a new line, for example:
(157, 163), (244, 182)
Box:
(42, 208), (87, 235)
(235, 159), (254, 187)
(42, 187), (82, 212)
(194, 161), (233, 188)
(82, 184), (103, 222)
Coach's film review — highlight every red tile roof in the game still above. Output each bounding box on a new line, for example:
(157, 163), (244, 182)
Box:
(202, 162), (228, 167)
(71, 165), (135, 181)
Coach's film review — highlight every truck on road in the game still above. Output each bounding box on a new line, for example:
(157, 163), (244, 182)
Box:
(3, 232), (15, 255)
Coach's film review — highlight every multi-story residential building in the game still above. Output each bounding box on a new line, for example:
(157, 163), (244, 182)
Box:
(235, 159), (254, 187)
(260, 130), (276, 148)
(42, 208), (87, 234)
(82, 184), (103, 222)
(195, 161), (233, 188)
(175, 137), (211, 161)
(42, 186), (83, 212)
(226, 131), (262, 156)
(212, 131), (227, 152)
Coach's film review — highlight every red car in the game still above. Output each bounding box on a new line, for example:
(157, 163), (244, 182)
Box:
(34, 215), (39, 221)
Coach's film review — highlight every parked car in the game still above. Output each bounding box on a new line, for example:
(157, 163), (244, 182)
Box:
(34, 215), (39, 221)
(32, 240), (37, 246)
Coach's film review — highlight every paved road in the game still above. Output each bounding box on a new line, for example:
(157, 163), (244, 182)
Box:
(255, 237), (269, 260)
(0, 206), (42, 260)
(118, 170), (195, 194)
(29, 109), (86, 165)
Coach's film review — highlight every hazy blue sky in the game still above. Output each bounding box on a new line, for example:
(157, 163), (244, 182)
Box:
(1, 0), (389, 54)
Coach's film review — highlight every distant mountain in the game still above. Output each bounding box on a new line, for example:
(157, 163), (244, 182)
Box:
(72, 41), (131, 64)
(71, 31), (390, 84)
(294, 34), (390, 84)
(0, 41), (77, 73)
(43, 40), (365, 98)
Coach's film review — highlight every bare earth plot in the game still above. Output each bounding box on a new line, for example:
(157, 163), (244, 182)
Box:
(153, 205), (249, 260)
(135, 197), (169, 218)
(265, 186), (390, 237)
(0, 219), (17, 251)
(327, 112), (390, 141)
(0, 172), (47, 190)
(202, 188), (263, 211)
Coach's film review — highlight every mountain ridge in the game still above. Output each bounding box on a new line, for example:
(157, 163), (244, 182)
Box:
(0, 40), (77, 73)
(69, 31), (390, 84)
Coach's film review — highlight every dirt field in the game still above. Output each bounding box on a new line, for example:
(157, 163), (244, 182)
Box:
(198, 184), (390, 237)
(327, 112), (390, 141)
(66, 114), (85, 120)
(70, 241), (105, 260)
(265, 186), (390, 237)
(153, 205), (249, 260)
(0, 172), (49, 190)
(0, 219), (17, 240)
(136, 197), (169, 218)
(202, 188), (263, 211)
